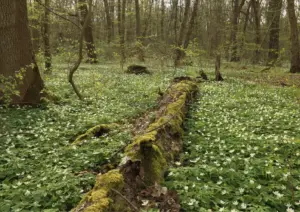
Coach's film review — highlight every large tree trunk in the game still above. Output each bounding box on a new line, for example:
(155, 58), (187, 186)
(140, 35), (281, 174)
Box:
(78, 0), (97, 63)
(230, 0), (246, 62)
(174, 0), (191, 67)
(267, 0), (282, 64)
(0, 0), (44, 104)
(287, 0), (300, 73)
(42, 0), (52, 73)
(104, 0), (112, 43)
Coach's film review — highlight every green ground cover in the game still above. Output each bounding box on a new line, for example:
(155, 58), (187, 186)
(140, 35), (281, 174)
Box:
(0, 63), (189, 212)
(165, 79), (300, 212)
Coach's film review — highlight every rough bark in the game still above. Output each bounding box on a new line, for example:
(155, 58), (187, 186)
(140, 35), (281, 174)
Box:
(287, 0), (300, 73)
(267, 0), (282, 64)
(160, 0), (165, 41)
(104, 0), (112, 43)
(43, 0), (52, 73)
(0, 0), (44, 104)
(78, 0), (97, 63)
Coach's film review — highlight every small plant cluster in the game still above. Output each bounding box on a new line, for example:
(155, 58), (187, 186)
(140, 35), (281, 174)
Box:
(0, 63), (190, 211)
(165, 79), (300, 212)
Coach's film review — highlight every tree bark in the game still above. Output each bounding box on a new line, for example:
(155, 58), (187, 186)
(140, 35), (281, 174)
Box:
(251, 0), (261, 63)
(160, 0), (165, 41)
(267, 0), (282, 64)
(43, 0), (52, 73)
(120, 0), (126, 68)
(287, 0), (300, 73)
(135, 0), (141, 39)
(230, 0), (246, 62)
(78, 0), (97, 63)
(215, 53), (223, 81)
(104, 0), (112, 43)
(0, 0), (44, 104)
(183, 0), (199, 49)
(174, 0), (191, 66)
(110, 0), (115, 40)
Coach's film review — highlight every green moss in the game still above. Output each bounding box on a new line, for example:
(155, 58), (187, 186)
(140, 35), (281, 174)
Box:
(72, 169), (124, 212)
(72, 124), (117, 146)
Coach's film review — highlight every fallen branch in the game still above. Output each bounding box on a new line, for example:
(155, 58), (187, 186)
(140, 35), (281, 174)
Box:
(111, 188), (139, 212)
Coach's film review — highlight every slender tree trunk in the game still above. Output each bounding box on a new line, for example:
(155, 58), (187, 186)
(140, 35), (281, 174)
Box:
(183, 0), (200, 49)
(215, 53), (223, 81)
(252, 0), (261, 63)
(110, 0), (115, 40)
(173, 0), (179, 43)
(135, 0), (145, 61)
(267, 0), (282, 64)
(142, 0), (154, 38)
(104, 0), (112, 43)
(0, 0), (44, 104)
(43, 0), (52, 73)
(174, 0), (191, 66)
(120, 0), (126, 68)
(287, 0), (300, 73)
(230, 0), (246, 62)
(118, 0), (121, 38)
(160, 0), (165, 41)
(78, 0), (97, 63)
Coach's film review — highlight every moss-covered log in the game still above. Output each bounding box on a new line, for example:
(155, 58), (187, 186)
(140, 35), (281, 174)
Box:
(72, 78), (198, 211)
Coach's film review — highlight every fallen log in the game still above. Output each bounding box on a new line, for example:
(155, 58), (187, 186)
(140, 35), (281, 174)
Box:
(72, 77), (198, 212)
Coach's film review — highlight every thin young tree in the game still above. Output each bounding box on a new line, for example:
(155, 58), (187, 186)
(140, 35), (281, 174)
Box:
(104, 0), (112, 43)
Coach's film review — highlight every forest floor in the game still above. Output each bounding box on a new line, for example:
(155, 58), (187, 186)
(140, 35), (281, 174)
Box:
(1, 61), (300, 211)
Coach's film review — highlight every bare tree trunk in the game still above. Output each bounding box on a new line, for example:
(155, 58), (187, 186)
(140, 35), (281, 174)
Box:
(142, 0), (154, 38)
(68, 0), (93, 100)
(230, 0), (246, 62)
(267, 0), (282, 65)
(120, 0), (126, 68)
(160, 0), (165, 41)
(173, 0), (179, 43)
(183, 0), (200, 49)
(287, 0), (300, 73)
(118, 0), (121, 38)
(215, 53), (223, 81)
(135, 0), (145, 62)
(110, 0), (115, 40)
(104, 0), (112, 43)
(78, 0), (97, 63)
(174, 0), (191, 66)
(0, 0), (44, 104)
(252, 0), (261, 63)
(43, 0), (52, 73)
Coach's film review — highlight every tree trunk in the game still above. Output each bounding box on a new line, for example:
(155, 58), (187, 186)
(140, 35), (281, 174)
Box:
(0, 0), (44, 104)
(118, 0), (121, 38)
(251, 0), (261, 63)
(31, 0), (41, 53)
(120, 0), (126, 68)
(230, 0), (246, 62)
(160, 0), (165, 41)
(78, 0), (97, 63)
(183, 0), (200, 49)
(215, 53), (223, 81)
(174, 0), (191, 66)
(287, 0), (300, 73)
(110, 0), (115, 40)
(104, 0), (112, 43)
(267, 0), (282, 64)
(43, 0), (52, 73)
(135, 0), (145, 62)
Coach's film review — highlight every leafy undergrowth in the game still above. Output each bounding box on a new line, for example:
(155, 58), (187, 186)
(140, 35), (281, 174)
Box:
(165, 79), (300, 212)
(0, 63), (189, 212)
